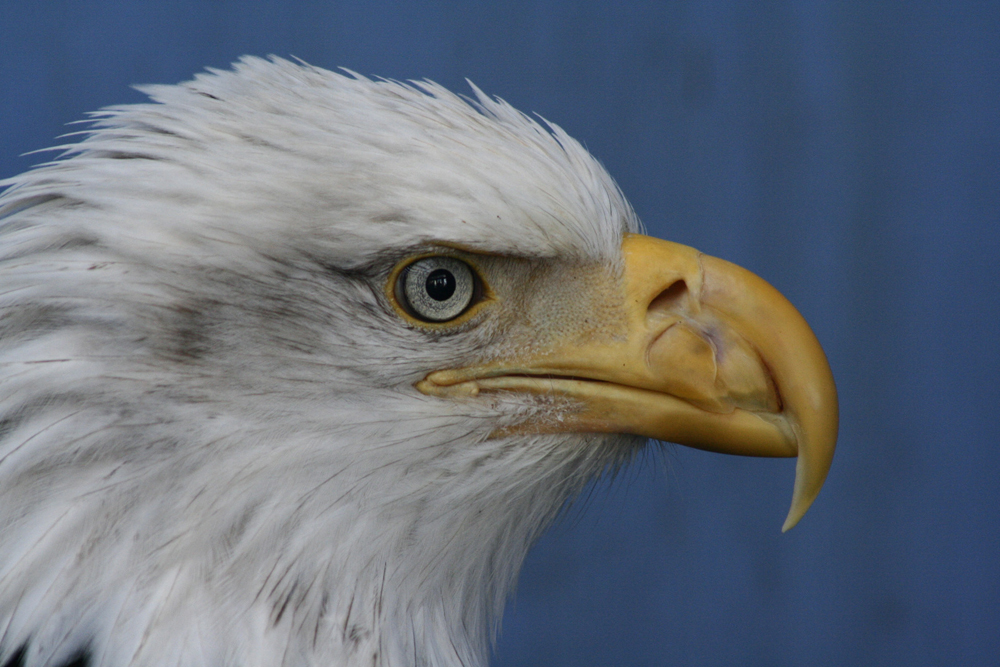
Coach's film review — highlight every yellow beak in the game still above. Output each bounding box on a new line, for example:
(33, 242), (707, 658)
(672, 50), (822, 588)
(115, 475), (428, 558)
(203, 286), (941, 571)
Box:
(418, 234), (838, 531)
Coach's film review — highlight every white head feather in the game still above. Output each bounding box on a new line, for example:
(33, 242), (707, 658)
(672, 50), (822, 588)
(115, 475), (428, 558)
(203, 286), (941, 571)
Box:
(0, 57), (643, 667)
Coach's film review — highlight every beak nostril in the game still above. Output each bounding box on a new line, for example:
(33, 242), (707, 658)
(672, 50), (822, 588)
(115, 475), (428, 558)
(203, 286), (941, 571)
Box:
(648, 279), (688, 316)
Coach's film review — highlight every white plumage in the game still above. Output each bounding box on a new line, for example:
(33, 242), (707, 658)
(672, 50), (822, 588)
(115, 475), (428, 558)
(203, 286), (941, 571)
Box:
(0, 57), (837, 667)
(0, 57), (641, 667)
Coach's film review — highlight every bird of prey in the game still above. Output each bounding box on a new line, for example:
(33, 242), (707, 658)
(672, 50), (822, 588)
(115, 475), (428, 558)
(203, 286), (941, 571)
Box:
(0, 57), (837, 667)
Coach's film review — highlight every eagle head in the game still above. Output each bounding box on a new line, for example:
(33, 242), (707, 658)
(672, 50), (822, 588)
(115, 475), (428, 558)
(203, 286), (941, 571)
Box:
(0, 57), (837, 667)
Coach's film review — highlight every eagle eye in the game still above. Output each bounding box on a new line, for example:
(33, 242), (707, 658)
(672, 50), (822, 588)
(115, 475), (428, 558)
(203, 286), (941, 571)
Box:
(398, 256), (477, 322)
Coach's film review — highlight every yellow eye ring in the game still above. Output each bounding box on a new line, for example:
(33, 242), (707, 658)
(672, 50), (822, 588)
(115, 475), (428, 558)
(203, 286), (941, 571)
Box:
(386, 254), (491, 328)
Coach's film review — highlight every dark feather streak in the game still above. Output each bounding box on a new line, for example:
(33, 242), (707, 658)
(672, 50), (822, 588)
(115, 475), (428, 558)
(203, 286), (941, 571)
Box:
(54, 648), (90, 667)
(0, 644), (91, 667)
(0, 645), (26, 667)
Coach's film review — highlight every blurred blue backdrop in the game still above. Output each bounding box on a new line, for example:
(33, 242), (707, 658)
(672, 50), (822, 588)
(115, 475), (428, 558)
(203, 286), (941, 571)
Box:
(2, 2), (997, 665)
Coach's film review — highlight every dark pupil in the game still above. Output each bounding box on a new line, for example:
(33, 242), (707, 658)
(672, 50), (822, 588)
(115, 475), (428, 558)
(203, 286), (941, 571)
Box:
(425, 269), (456, 301)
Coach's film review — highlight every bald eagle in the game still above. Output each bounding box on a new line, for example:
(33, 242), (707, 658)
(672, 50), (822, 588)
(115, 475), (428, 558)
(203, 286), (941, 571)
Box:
(0, 57), (837, 667)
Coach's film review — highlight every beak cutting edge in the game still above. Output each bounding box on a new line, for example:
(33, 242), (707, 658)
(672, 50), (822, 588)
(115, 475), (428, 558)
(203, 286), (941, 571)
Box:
(418, 234), (838, 531)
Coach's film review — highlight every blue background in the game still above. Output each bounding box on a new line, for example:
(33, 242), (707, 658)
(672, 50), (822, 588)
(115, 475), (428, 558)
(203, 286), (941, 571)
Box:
(2, 2), (997, 665)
